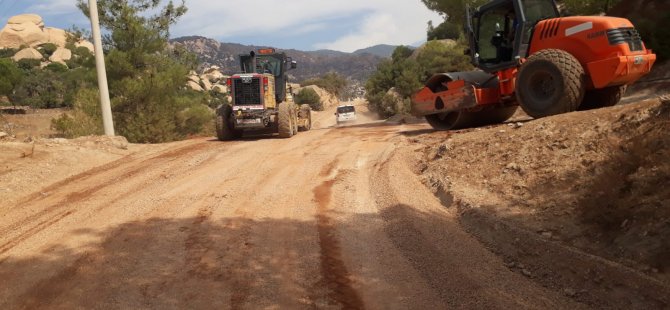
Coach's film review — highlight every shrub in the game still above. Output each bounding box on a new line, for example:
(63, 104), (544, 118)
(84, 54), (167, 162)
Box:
(38, 43), (58, 57)
(301, 72), (348, 98)
(427, 20), (461, 41)
(45, 62), (69, 73)
(0, 59), (23, 106)
(295, 88), (323, 111)
(51, 88), (104, 137)
(11, 70), (67, 109)
(17, 59), (41, 70)
(0, 48), (18, 58)
(176, 104), (214, 136)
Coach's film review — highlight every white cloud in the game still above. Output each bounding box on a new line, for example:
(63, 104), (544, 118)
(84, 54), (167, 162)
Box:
(15, 0), (443, 52)
(27, 0), (79, 16)
(173, 0), (443, 52)
(314, 1), (443, 52)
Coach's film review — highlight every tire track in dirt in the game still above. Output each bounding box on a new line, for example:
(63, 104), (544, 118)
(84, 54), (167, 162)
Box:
(0, 141), (215, 258)
(313, 162), (365, 310)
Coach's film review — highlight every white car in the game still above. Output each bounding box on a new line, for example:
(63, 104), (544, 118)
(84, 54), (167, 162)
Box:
(335, 105), (356, 125)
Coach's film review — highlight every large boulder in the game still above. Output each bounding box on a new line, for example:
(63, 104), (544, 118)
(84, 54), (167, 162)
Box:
(0, 14), (49, 49)
(75, 40), (95, 53)
(187, 80), (204, 92)
(45, 27), (67, 47)
(49, 47), (72, 64)
(188, 74), (201, 84)
(201, 77), (213, 91)
(12, 47), (42, 61)
(8, 14), (44, 27)
(212, 84), (228, 94)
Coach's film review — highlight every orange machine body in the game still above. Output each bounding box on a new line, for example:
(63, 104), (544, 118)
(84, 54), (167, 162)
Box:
(411, 16), (656, 117)
(531, 16), (656, 89)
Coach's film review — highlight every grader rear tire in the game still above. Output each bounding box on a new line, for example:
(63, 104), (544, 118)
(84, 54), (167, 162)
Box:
(278, 102), (294, 138)
(215, 104), (242, 141)
(516, 49), (585, 118)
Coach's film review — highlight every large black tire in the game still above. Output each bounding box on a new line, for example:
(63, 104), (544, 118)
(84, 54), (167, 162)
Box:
(278, 102), (294, 138)
(299, 104), (312, 131)
(215, 104), (242, 141)
(516, 49), (585, 118)
(425, 106), (518, 130)
(579, 85), (627, 110)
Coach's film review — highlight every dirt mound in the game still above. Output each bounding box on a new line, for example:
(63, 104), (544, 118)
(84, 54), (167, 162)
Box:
(417, 98), (670, 305)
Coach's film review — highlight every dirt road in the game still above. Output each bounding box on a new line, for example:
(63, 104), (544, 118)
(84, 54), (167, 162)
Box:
(1, 106), (585, 309)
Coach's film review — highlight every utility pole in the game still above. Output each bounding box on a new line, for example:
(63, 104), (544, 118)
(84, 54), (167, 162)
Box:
(88, 0), (115, 136)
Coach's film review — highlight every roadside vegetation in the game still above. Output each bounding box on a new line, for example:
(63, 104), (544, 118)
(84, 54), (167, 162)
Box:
(294, 88), (323, 111)
(300, 72), (348, 99)
(1, 0), (216, 143)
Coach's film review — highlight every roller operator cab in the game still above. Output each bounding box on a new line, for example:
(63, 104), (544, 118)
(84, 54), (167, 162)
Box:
(411, 0), (656, 130)
(216, 49), (313, 140)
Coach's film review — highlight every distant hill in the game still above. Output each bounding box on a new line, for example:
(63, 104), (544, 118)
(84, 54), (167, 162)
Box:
(170, 36), (387, 82)
(353, 44), (398, 58)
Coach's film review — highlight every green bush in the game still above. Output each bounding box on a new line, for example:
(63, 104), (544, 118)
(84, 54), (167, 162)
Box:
(301, 72), (348, 98)
(0, 48), (18, 59)
(38, 43), (58, 57)
(0, 59), (23, 106)
(295, 88), (323, 111)
(45, 62), (69, 73)
(51, 88), (104, 137)
(17, 59), (41, 70)
(427, 20), (461, 41)
(176, 104), (214, 136)
(11, 70), (67, 109)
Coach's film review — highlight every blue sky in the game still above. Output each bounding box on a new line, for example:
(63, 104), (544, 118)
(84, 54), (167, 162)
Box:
(0, 0), (444, 52)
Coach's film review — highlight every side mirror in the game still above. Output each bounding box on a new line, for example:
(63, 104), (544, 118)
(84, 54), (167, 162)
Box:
(290, 61), (297, 69)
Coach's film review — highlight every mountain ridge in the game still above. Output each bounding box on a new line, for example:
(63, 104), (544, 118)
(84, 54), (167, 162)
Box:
(170, 36), (394, 82)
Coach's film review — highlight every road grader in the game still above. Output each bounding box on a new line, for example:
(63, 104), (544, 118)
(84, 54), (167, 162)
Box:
(411, 0), (656, 130)
(216, 48), (312, 140)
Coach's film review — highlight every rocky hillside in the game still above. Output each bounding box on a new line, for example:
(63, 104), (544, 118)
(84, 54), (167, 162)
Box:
(170, 36), (389, 82)
(353, 44), (397, 58)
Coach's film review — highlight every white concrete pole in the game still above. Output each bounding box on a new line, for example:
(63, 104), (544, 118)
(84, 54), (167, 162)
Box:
(88, 0), (115, 136)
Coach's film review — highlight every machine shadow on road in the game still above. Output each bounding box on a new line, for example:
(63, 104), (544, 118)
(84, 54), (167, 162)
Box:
(0, 206), (463, 309)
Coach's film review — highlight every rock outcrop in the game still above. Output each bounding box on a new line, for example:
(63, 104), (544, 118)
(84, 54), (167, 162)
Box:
(12, 48), (42, 61)
(184, 66), (230, 93)
(0, 14), (48, 48)
(0, 14), (93, 53)
(49, 47), (72, 64)
(187, 80), (204, 92)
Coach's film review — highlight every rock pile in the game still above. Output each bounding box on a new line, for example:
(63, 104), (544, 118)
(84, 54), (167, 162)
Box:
(0, 14), (94, 67)
(186, 66), (231, 97)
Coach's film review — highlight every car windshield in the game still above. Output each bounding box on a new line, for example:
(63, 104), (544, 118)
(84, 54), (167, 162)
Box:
(337, 106), (355, 113)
